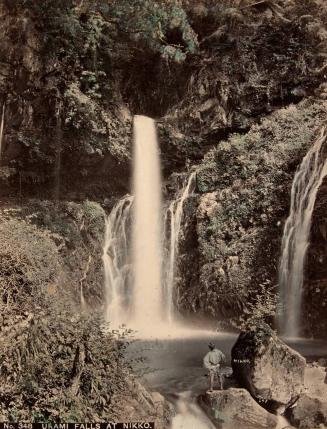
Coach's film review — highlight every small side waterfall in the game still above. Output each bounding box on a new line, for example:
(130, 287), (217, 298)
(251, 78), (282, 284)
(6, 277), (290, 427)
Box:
(102, 196), (133, 328)
(279, 129), (327, 337)
(164, 173), (196, 323)
(0, 103), (6, 159)
(132, 115), (163, 330)
(53, 101), (63, 204)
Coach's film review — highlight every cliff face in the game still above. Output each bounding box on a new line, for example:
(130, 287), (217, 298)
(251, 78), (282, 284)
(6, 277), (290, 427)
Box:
(157, 1), (327, 337)
(0, 0), (132, 200)
(1, 0), (327, 196)
(159, 0), (327, 172)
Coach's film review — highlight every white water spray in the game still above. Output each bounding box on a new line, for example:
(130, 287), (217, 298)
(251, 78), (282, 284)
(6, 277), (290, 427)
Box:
(132, 115), (163, 330)
(279, 129), (327, 337)
(0, 104), (5, 159)
(171, 392), (215, 429)
(164, 173), (196, 323)
(102, 196), (133, 328)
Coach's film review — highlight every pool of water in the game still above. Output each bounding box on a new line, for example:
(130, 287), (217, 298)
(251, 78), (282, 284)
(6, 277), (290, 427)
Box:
(127, 330), (327, 428)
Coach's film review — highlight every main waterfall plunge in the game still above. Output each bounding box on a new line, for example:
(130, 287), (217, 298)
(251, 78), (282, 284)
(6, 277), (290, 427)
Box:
(132, 115), (163, 329)
(279, 129), (327, 337)
(102, 115), (195, 333)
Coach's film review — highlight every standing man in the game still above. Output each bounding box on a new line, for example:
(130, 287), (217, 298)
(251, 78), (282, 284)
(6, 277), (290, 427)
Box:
(203, 342), (226, 392)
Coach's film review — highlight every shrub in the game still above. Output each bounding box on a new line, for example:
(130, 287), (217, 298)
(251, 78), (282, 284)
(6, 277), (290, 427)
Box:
(0, 216), (61, 315)
(0, 311), (132, 422)
(105, 0), (198, 62)
(230, 281), (278, 332)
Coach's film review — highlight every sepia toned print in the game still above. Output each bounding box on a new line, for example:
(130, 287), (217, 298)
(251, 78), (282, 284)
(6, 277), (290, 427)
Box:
(0, 1), (327, 428)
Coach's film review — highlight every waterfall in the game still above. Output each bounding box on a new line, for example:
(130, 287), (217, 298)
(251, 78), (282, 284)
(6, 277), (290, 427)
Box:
(164, 173), (196, 323)
(102, 115), (196, 333)
(279, 129), (327, 337)
(102, 196), (133, 328)
(0, 103), (5, 160)
(53, 101), (63, 204)
(132, 115), (163, 330)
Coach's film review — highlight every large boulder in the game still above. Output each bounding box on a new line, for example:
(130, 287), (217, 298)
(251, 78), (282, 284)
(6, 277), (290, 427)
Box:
(112, 380), (172, 429)
(198, 388), (280, 429)
(287, 365), (327, 428)
(231, 326), (306, 411)
(287, 394), (327, 429)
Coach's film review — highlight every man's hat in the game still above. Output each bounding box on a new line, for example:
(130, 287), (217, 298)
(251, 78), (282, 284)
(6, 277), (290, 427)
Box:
(208, 342), (215, 348)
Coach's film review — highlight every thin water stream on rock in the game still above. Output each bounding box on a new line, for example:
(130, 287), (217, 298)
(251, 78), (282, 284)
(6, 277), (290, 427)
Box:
(102, 196), (133, 327)
(0, 103), (5, 159)
(171, 391), (216, 429)
(164, 172), (196, 323)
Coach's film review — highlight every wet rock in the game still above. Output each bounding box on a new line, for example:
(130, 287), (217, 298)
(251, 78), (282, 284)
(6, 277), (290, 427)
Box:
(199, 388), (278, 429)
(231, 326), (306, 411)
(112, 379), (173, 429)
(306, 176), (327, 338)
(317, 358), (327, 367)
(287, 394), (327, 429)
(287, 365), (327, 429)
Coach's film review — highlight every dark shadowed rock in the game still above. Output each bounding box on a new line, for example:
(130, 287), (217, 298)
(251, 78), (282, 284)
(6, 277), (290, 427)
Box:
(199, 388), (280, 429)
(231, 326), (306, 411)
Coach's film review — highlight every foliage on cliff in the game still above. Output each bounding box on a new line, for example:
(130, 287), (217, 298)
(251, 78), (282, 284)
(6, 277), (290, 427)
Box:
(0, 312), (126, 422)
(0, 212), (61, 315)
(2, 0), (327, 199)
(0, 200), (120, 422)
(0, 199), (105, 322)
(21, 199), (106, 306)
